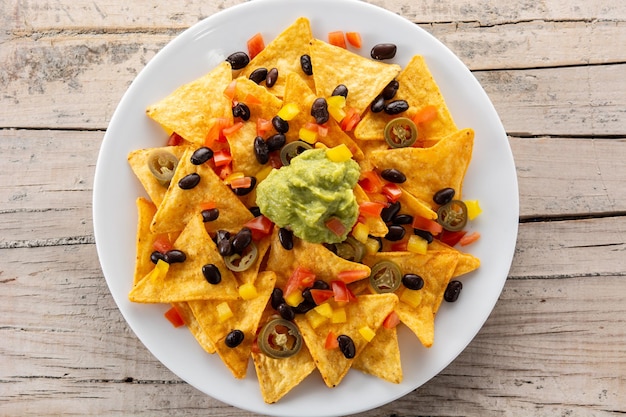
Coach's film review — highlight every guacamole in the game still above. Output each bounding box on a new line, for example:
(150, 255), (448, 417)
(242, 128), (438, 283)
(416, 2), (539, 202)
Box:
(256, 148), (360, 244)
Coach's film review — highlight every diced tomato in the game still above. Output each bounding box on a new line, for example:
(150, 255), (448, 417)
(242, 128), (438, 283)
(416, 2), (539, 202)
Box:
(460, 231), (481, 246)
(164, 305), (185, 328)
(382, 182), (403, 203)
(199, 201), (217, 212)
(413, 105), (438, 125)
(317, 123), (329, 137)
(412, 215), (444, 235)
(213, 149), (232, 168)
(438, 230), (467, 247)
(284, 266), (316, 297)
(268, 152), (283, 169)
(251, 337), (261, 354)
(153, 234), (172, 253)
(167, 132), (184, 146)
(304, 122), (319, 132)
(223, 80), (237, 101)
(247, 32), (265, 60)
(205, 117), (231, 147)
(359, 170), (384, 194)
(345, 31), (362, 48)
(331, 280), (356, 303)
(310, 289), (334, 305)
(217, 163), (233, 180)
(243, 93), (262, 106)
(328, 31), (346, 48)
(383, 311), (400, 329)
(244, 215), (274, 240)
(340, 107), (360, 131)
(359, 201), (386, 218)
(230, 176), (253, 189)
(325, 217), (347, 237)
(325, 331), (339, 350)
(337, 269), (370, 284)
(222, 121), (244, 136)
(256, 118), (273, 137)
(390, 239), (408, 252)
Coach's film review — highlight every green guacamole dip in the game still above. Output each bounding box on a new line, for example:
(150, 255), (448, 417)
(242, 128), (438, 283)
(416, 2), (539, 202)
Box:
(256, 148), (360, 244)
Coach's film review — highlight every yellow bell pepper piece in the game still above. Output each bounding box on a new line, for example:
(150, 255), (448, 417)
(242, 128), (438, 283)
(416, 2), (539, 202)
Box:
(326, 144), (353, 162)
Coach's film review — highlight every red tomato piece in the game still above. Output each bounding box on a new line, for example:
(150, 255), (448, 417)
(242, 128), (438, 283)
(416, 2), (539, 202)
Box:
(310, 289), (334, 305)
(413, 105), (438, 125)
(439, 230), (467, 247)
(213, 149), (232, 167)
(460, 231), (481, 246)
(243, 93), (262, 106)
(247, 32), (265, 60)
(345, 32), (362, 48)
(256, 118), (273, 137)
(164, 305), (185, 328)
(325, 331), (339, 350)
(338, 269), (370, 284)
(328, 31), (346, 49)
(199, 201), (217, 212)
(317, 123), (329, 137)
(340, 107), (360, 131)
(331, 280), (356, 303)
(390, 239), (408, 252)
(153, 234), (172, 253)
(217, 163), (233, 180)
(359, 170), (384, 194)
(382, 182), (403, 203)
(222, 121), (244, 136)
(359, 201), (386, 218)
(284, 266), (316, 297)
(325, 217), (347, 237)
(383, 311), (400, 329)
(167, 132), (184, 146)
(268, 152), (283, 169)
(412, 215), (444, 235)
(244, 215), (274, 240)
(223, 80), (237, 101)
(230, 176), (253, 189)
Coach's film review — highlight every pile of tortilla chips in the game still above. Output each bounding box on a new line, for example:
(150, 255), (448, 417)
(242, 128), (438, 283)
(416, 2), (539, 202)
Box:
(127, 17), (480, 404)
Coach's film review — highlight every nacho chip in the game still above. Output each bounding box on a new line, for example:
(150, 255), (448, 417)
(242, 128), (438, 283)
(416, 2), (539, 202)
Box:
(188, 271), (277, 379)
(172, 302), (216, 354)
(353, 184), (388, 237)
(430, 240), (481, 277)
(368, 128), (474, 208)
(127, 146), (188, 207)
(233, 235), (271, 286)
(309, 39), (401, 116)
(150, 148), (254, 234)
(398, 188), (438, 220)
(146, 62), (233, 145)
(353, 326), (402, 384)
(133, 198), (158, 285)
(129, 214), (240, 303)
(239, 17), (314, 97)
(294, 293), (398, 387)
(354, 55), (457, 141)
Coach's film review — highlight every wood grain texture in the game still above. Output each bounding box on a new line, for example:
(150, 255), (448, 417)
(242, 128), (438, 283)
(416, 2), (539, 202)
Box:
(1, 0), (625, 415)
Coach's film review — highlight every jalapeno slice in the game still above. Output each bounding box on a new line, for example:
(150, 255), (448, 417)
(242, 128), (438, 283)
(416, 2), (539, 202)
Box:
(224, 242), (258, 272)
(369, 260), (402, 294)
(147, 150), (179, 186)
(279, 141), (313, 166)
(258, 318), (302, 359)
(333, 237), (366, 263)
(436, 200), (468, 231)
(384, 117), (418, 148)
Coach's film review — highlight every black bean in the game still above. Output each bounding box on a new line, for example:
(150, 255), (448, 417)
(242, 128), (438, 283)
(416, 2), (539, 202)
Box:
(249, 206), (261, 217)
(249, 67), (268, 84)
(164, 249), (186, 264)
(413, 228), (434, 244)
(216, 230), (230, 242)
(231, 176), (257, 196)
(370, 94), (385, 113)
(217, 236), (233, 257)
(337, 335), (356, 359)
(266, 67), (278, 87)
(392, 214), (413, 225)
(232, 102), (251, 121)
(384, 100), (409, 115)
(444, 280), (463, 302)
(226, 51), (250, 70)
(254, 136), (270, 164)
(202, 264), (221, 284)
(190, 147), (214, 165)
(380, 201), (401, 223)
(292, 299), (316, 314)
(271, 288), (285, 310)
(266, 133), (286, 151)
(331, 84), (348, 98)
(150, 251), (166, 264)
(272, 115), (289, 133)
(301, 288), (314, 304)
(300, 54), (313, 75)
(201, 208), (220, 222)
(231, 227), (252, 253)
(178, 173), (200, 190)
(402, 273), (424, 290)
(225, 329), (244, 348)
(371, 43), (397, 60)
(381, 80), (399, 100)
(278, 227), (294, 250)
(311, 97), (329, 124)
(277, 303), (295, 321)
(385, 224), (406, 241)
(381, 168), (406, 183)
(433, 187), (456, 205)
(312, 280), (330, 290)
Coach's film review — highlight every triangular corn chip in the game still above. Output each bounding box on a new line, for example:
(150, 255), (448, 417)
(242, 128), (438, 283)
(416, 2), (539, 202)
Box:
(146, 62), (233, 144)
(133, 197), (158, 285)
(172, 302), (216, 354)
(353, 184), (388, 237)
(310, 39), (401, 116)
(354, 55), (457, 141)
(430, 240), (481, 277)
(353, 326), (402, 383)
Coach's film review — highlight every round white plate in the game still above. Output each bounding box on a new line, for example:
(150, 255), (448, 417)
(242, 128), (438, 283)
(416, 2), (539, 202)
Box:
(93, 0), (518, 415)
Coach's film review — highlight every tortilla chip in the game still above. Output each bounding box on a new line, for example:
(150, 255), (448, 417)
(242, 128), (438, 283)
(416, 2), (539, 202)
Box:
(172, 302), (216, 354)
(233, 235), (272, 286)
(127, 146), (188, 207)
(188, 271), (277, 379)
(252, 344), (316, 404)
(150, 148), (254, 234)
(368, 128), (474, 208)
(398, 188), (438, 220)
(266, 227), (370, 289)
(309, 39), (401, 116)
(239, 17), (314, 97)
(129, 214), (240, 303)
(353, 326), (402, 383)
(133, 198), (158, 285)
(429, 240), (481, 277)
(353, 184), (388, 237)
(362, 251), (459, 347)
(354, 55), (457, 141)
(146, 61), (233, 145)
(294, 293), (398, 387)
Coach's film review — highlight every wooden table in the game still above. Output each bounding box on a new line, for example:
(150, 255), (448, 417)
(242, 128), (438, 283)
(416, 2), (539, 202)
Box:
(2, 0), (625, 415)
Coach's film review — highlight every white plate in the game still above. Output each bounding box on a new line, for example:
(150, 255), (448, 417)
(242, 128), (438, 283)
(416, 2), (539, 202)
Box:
(93, 0), (518, 415)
